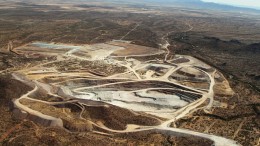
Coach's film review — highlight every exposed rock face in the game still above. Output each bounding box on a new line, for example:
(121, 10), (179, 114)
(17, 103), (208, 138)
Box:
(12, 107), (63, 127)
(12, 108), (28, 120)
(62, 118), (93, 132)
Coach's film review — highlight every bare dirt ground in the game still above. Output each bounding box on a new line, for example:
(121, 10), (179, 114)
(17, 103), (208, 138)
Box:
(0, 1), (259, 146)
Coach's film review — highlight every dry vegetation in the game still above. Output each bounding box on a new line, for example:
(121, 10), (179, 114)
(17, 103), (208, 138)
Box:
(0, 1), (259, 146)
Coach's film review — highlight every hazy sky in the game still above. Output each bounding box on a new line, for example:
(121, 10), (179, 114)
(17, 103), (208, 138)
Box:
(202, 0), (260, 9)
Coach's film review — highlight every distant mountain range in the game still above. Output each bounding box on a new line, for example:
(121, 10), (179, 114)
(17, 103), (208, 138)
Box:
(5, 0), (260, 13)
(140, 0), (260, 12)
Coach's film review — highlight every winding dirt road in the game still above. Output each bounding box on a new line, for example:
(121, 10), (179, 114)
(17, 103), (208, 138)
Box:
(11, 40), (240, 146)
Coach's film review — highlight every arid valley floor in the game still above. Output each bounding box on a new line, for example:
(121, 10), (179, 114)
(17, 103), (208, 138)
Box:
(0, 1), (259, 146)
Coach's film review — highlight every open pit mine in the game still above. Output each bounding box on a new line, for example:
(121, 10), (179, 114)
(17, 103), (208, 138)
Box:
(11, 40), (238, 146)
